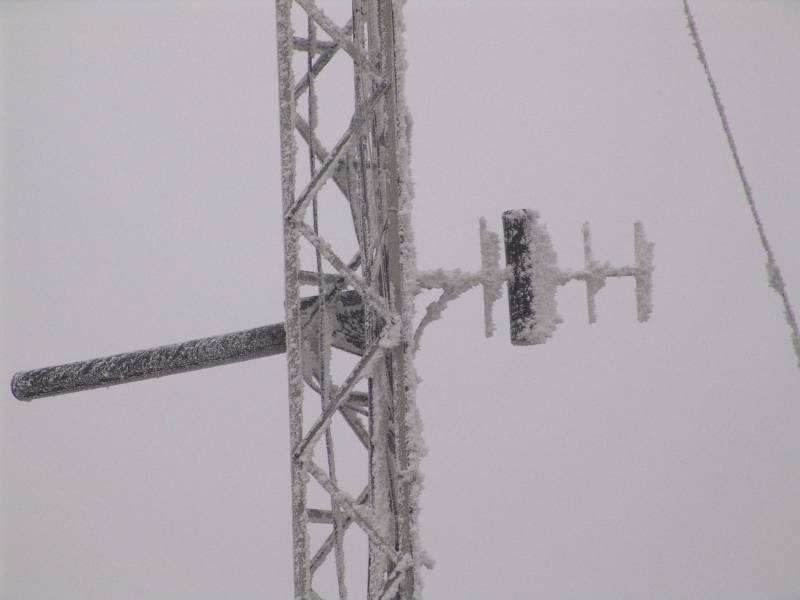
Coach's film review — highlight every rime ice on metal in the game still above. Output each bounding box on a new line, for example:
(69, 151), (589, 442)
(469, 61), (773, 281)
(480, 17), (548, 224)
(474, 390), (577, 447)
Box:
(275, 1), (428, 598)
(502, 209), (562, 345)
(502, 209), (654, 345)
(11, 293), (365, 401)
(412, 211), (654, 350)
(412, 218), (508, 350)
(480, 217), (505, 338)
(683, 0), (800, 368)
(633, 221), (655, 323)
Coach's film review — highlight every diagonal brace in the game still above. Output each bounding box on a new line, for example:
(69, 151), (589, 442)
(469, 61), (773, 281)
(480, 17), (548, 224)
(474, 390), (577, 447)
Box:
(306, 460), (402, 565)
(293, 336), (384, 461)
(284, 81), (389, 222)
(294, 0), (382, 81)
(297, 221), (396, 324)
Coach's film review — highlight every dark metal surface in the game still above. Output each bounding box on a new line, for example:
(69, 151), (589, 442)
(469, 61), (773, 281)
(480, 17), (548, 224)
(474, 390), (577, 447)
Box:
(12, 323), (287, 401)
(12, 291), (365, 401)
(321, 288), (366, 356)
(502, 209), (537, 345)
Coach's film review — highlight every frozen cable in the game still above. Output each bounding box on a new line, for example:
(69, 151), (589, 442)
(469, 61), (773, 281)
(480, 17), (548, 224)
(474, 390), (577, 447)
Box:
(683, 0), (800, 367)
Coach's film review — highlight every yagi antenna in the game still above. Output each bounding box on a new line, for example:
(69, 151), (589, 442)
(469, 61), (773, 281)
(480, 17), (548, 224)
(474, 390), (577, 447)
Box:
(500, 209), (654, 345)
(497, 209), (654, 346)
(409, 208), (654, 351)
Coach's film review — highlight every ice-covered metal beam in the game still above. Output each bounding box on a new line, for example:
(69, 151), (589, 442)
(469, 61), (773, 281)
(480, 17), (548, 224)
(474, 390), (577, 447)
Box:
(292, 36), (338, 53)
(11, 292), (365, 401)
(294, 0), (382, 80)
(284, 80), (389, 221)
(293, 19), (353, 99)
(11, 323), (287, 402)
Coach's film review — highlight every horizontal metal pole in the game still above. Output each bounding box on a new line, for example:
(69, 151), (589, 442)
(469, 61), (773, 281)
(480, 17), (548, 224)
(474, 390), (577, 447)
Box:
(292, 36), (338, 53)
(11, 323), (287, 402)
(307, 508), (334, 524)
(310, 485), (369, 574)
(12, 292), (365, 402)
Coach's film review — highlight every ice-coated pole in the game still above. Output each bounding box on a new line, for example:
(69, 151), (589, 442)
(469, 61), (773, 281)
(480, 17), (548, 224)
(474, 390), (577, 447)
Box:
(11, 322), (288, 401)
(11, 291), (366, 401)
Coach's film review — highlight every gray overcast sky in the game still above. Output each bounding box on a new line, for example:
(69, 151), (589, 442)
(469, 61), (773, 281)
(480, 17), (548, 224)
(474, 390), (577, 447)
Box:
(2, 1), (800, 599)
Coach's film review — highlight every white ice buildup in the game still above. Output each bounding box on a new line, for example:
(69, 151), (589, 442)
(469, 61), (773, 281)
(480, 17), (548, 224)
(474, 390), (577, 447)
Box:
(412, 211), (654, 349)
(503, 210), (654, 345)
(502, 209), (563, 345)
(480, 217), (506, 338)
(412, 219), (509, 351)
(633, 221), (655, 323)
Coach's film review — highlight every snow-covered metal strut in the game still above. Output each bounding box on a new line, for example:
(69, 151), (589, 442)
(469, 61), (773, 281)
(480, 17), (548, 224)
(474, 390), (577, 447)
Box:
(11, 2), (654, 599)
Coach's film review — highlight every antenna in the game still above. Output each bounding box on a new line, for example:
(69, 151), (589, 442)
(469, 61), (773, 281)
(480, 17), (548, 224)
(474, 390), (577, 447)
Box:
(500, 209), (654, 345)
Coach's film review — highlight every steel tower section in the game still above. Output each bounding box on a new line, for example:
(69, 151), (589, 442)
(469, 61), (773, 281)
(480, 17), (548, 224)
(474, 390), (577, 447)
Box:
(275, 1), (424, 598)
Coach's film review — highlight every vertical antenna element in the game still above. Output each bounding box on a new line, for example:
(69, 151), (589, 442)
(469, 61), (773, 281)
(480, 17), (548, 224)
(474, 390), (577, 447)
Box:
(582, 223), (600, 324)
(480, 217), (504, 337)
(634, 221), (655, 323)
